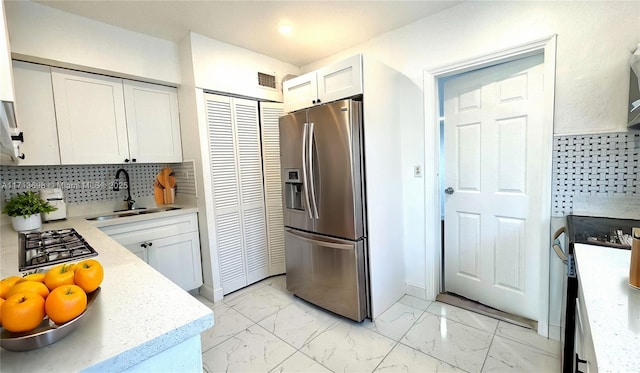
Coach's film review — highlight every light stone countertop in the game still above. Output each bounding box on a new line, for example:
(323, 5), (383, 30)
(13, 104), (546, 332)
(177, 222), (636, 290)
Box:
(0, 203), (213, 372)
(574, 244), (640, 373)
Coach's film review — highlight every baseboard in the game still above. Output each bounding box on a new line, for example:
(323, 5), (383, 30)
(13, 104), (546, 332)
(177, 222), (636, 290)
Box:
(548, 324), (561, 341)
(405, 281), (427, 300)
(198, 283), (224, 303)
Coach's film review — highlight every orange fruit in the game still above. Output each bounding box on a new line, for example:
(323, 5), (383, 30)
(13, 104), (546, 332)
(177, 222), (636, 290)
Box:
(2, 293), (46, 332)
(17, 273), (46, 283)
(0, 297), (5, 324)
(74, 259), (104, 293)
(5, 280), (50, 299)
(44, 263), (76, 291)
(0, 276), (22, 299)
(45, 285), (87, 324)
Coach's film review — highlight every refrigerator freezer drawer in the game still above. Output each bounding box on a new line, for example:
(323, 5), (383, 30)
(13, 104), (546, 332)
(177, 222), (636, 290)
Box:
(285, 228), (368, 321)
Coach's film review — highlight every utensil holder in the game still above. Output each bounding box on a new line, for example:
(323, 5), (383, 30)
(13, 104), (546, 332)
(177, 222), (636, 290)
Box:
(154, 186), (164, 206)
(163, 188), (175, 204)
(630, 227), (640, 289)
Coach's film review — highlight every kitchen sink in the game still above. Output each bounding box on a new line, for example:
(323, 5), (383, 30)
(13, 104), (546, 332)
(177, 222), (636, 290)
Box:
(86, 207), (181, 221)
(113, 207), (147, 212)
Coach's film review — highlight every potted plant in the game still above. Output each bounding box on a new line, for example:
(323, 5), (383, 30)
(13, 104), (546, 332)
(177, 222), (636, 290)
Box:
(2, 191), (57, 231)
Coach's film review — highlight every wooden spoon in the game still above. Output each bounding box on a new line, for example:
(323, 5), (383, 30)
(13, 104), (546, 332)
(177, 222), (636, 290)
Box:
(159, 167), (172, 189)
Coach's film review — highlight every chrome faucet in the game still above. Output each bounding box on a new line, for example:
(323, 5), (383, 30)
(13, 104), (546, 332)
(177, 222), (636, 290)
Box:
(114, 169), (135, 210)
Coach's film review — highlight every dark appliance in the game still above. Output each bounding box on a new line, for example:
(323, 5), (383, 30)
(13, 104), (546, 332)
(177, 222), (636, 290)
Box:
(557, 215), (639, 373)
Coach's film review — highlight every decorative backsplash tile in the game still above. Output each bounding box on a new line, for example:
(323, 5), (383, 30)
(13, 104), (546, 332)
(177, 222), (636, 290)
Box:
(552, 132), (639, 216)
(1, 161), (196, 204)
(171, 160), (197, 196)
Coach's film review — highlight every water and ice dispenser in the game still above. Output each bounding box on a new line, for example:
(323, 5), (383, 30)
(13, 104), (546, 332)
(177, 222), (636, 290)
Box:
(284, 169), (304, 211)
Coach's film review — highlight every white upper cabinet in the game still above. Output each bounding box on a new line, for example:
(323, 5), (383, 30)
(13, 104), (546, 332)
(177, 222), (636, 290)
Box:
(10, 61), (60, 165)
(0, 0), (14, 103)
(123, 80), (182, 163)
(282, 72), (317, 113)
(52, 67), (130, 165)
(51, 67), (182, 165)
(283, 54), (363, 113)
(316, 54), (363, 104)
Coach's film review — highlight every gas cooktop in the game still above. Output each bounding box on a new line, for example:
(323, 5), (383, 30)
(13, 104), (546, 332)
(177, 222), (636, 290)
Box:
(567, 215), (639, 250)
(19, 228), (98, 272)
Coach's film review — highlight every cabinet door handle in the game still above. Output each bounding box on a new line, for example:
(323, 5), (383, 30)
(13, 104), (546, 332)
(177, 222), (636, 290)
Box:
(148, 242), (152, 247)
(125, 158), (130, 163)
(132, 158), (137, 163)
(141, 243), (147, 248)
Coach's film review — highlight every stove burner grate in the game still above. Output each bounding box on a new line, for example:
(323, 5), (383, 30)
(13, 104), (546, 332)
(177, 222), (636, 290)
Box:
(19, 228), (98, 271)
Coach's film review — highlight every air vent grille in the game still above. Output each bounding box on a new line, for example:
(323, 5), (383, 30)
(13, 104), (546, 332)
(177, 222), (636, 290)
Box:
(257, 72), (276, 89)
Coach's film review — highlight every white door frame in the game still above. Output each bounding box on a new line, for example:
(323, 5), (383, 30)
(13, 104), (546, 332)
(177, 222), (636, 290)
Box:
(422, 35), (557, 337)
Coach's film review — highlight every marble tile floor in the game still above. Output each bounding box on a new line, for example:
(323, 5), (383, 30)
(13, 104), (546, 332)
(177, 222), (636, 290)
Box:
(195, 275), (560, 373)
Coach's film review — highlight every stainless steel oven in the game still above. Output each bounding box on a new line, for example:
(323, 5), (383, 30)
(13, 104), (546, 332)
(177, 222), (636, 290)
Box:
(557, 215), (639, 373)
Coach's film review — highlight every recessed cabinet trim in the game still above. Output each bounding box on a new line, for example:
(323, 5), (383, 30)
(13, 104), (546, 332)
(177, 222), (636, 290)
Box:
(9, 61), (60, 165)
(47, 66), (182, 165)
(283, 54), (363, 113)
(51, 67), (130, 165)
(123, 80), (182, 163)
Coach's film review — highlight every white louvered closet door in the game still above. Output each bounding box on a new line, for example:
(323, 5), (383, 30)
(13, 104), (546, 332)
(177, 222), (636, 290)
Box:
(260, 102), (285, 275)
(205, 94), (268, 295)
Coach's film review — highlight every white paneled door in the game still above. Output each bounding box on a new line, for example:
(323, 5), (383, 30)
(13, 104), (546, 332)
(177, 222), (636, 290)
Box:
(443, 54), (545, 320)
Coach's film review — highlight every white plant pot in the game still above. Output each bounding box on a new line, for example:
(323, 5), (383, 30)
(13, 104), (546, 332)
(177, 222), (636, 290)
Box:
(11, 214), (42, 232)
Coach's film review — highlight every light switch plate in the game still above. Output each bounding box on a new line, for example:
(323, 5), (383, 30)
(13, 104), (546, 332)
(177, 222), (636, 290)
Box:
(414, 165), (422, 178)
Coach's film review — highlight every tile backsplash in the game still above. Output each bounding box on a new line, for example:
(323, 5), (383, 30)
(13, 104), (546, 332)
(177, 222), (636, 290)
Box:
(552, 132), (639, 216)
(3, 136), (635, 218)
(1, 161), (196, 204)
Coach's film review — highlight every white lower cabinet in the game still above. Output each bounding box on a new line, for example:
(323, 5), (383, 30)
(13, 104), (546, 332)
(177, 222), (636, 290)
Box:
(100, 213), (203, 291)
(146, 232), (201, 291)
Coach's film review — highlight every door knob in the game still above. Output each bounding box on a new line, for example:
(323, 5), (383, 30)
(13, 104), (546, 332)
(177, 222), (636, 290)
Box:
(444, 187), (455, 195)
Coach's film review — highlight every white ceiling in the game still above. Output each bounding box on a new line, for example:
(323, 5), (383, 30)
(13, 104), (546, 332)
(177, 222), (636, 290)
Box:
(34, 0), (463, 67)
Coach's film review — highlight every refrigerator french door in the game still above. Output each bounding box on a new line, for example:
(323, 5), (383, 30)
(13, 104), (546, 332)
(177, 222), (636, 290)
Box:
(279, 98), (370, 321)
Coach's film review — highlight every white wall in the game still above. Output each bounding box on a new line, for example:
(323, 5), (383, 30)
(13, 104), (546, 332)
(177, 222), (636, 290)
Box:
(189, 32), (299, 101)
(179, 32), (299, 301)
(304, 1), (640, 299)
(5, 0), (181, 85)
(3, 2), (300, 302)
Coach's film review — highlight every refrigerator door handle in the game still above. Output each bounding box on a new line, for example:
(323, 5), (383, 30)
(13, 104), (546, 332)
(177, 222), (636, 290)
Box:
(285, 228), (354, 250)
(308, 122), (319, 219)
(301, 123), (313, 219)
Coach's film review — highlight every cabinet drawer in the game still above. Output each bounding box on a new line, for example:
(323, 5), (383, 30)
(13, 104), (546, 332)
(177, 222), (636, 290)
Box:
(100, 213), (198, 244)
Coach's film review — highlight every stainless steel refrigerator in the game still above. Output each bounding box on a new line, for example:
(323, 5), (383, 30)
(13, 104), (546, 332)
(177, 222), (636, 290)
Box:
(279, 98), (370, 321)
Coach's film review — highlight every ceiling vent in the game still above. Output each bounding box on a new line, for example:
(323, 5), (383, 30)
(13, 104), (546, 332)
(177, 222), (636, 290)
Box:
(257, 72), (277, 89)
